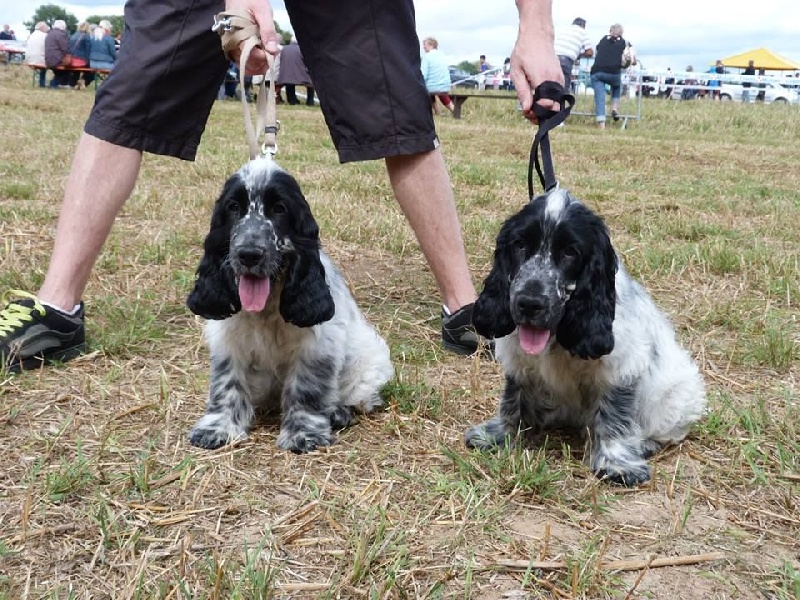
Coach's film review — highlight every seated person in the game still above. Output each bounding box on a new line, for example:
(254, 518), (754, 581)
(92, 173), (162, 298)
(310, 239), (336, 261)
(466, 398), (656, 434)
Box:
(89, 20), (117, 71)
(221, 62), (253, 102)
(44, 20), (70, 88)
(68, 22), (93, 89)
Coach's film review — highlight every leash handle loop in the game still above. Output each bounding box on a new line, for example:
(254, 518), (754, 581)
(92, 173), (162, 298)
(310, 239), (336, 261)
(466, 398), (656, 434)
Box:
(528, 81), (575, 197)
(213, 10), (278, 161)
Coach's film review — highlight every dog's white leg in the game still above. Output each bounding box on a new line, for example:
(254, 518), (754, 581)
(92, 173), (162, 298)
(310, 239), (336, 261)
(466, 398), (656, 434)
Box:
(589, 386), (650, 486)
(465, 377), (524, 450)
(189, 355), (254, 449)
(276, 356), (338, 453)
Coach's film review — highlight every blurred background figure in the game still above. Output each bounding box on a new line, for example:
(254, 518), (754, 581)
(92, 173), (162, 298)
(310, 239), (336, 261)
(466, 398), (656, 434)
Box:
(90, 19), (117, 71)
(68, 22), (93, 89)
(0, 24), (16, 40)
(741, 60), (755, 102)
(553, 17), (593, 92)
(421, 36), (454, 115)
(277, 37), (315, 106)
(708, 59), (725, 100)
(590, 23), (629, 129)
(756, 68), (767, 102)
(680, 65), (699, 100)
(221, 61), (253, 102)
(25, 21), (49, 88)
(44, 19), (70, 89)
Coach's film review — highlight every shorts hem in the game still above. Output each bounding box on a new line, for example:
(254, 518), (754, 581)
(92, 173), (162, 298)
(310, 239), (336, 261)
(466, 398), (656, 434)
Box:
(84, 112), (200, 161)
(337, 133), (437, 163)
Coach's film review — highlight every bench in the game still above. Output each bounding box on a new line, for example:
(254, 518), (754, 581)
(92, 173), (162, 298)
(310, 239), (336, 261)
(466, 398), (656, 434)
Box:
(25, 63), (111, 90)
(449, 92), (517, 119)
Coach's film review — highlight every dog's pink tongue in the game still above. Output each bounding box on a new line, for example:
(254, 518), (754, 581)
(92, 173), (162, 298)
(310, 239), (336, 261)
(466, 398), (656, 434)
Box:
(238, 275), (270, 312)
(518, 325), (551, 355)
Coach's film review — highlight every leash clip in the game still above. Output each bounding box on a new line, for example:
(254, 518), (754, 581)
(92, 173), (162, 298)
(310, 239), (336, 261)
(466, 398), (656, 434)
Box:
(211, 15), (233, 34)
(261, 121), (280, 157)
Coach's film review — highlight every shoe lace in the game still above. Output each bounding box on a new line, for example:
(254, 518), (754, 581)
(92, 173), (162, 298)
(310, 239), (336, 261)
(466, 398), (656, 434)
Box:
(0, 290), (46, 337)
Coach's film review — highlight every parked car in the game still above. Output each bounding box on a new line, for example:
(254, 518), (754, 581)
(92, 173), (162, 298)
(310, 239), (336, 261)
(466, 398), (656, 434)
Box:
(449, 66), (478, 89)
(719, 81), (798, 104)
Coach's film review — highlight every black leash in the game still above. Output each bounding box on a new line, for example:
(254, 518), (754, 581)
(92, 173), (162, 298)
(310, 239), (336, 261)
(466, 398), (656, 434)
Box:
(527, 81), (575, 197)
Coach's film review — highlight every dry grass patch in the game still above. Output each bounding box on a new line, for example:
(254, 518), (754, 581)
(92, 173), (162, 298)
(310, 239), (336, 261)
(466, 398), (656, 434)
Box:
(1, 66), (799, 598)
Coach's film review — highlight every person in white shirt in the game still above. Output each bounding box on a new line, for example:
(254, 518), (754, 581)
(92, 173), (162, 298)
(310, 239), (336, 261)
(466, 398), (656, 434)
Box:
(553, 17), (593, 91)
(24, 21), (50, 88)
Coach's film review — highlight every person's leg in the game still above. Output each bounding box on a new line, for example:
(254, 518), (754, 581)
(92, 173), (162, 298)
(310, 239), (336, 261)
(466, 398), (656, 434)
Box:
(2, 0), (227, 372)
(286, 0), (484, 353)
(305, 86), (315, 106)
(439, 93), (455, 113)
(591, 73), (606, 126)
(38, 135), (141, 310)
(610, 73), (622, 120)
(430, 94), (440, 115)
(558, 55), (572, 91)
(38, 68), (46, 87)
(285, 83), (298, 104)
(385, 150), (476, 313)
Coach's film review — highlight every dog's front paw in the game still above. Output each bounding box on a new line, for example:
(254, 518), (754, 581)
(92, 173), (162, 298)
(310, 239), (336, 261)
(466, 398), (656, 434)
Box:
(328, 406), (353, 430)
(465, 417), (512, 451)
(189, 414), (248, 450)
(277, 427), (333, 454)
(591, 452), (651, 487)
(277, 411), (332, 453)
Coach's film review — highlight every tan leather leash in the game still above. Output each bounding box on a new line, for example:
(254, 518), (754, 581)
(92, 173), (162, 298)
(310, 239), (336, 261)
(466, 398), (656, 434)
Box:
(212, 11), (279, 159)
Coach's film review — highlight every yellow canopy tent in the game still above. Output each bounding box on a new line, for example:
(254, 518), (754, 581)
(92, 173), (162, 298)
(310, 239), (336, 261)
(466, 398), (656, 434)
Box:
(714, 48), (800, 71)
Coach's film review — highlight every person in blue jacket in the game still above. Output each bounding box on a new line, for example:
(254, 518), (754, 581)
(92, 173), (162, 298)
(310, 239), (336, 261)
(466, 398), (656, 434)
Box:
(69, 22), (94, 88)
(89, 20), (117, 71)
(421, 37), (454, 115)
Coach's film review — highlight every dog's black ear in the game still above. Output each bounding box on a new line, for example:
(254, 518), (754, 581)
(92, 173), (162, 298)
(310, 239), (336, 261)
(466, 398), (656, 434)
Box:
(556, 209), (617, 359)
(473, 234), (517, 340)
(280, 249), (335, 327)
(187, 180), (242, 320)
(276, 178), (335, 327)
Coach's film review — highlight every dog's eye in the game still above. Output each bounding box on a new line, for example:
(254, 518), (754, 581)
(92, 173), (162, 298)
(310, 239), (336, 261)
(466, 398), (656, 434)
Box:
(226, 199), (241, 213)
(562, 246), (580, 261)
(272, 202), (287, 215)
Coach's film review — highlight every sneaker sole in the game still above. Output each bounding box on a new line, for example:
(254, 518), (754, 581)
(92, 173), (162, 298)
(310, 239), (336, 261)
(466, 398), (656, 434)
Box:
(7, 343), (87, 374)
(443, 340), (495, 359)
(442, 340), (479, 356)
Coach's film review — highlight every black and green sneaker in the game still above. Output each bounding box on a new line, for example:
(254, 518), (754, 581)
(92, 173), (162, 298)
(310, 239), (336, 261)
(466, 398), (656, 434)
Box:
(0, 291), (86, 374)
(441, 303), (494, 357)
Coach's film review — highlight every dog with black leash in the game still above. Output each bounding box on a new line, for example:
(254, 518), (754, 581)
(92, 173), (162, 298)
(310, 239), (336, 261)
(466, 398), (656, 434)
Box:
(464, 84), (706, 486)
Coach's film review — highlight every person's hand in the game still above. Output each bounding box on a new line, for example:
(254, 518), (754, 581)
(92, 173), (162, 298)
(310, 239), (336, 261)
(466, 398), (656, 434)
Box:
(512, 0), (564, 123)
(224, 0), (281, 76)
(510, 35), (563, 122)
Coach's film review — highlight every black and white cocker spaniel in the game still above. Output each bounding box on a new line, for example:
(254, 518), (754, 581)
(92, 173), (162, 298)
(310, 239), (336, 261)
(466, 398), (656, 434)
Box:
(186, 158), (394, 454)
(465, 189), (706, 486)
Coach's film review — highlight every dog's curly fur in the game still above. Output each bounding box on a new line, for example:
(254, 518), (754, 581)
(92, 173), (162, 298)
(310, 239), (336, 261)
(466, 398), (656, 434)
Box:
(186, 158), (394, 453)
(465, 189), (706, 486)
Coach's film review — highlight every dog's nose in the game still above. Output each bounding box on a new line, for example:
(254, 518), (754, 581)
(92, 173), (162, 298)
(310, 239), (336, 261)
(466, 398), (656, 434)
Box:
(515, 293), (548, 317)
(237, 248), (264, 267)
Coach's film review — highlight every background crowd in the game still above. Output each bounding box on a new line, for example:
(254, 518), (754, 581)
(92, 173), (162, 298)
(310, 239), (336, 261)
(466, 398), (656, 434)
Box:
(23, 18), (118, 90)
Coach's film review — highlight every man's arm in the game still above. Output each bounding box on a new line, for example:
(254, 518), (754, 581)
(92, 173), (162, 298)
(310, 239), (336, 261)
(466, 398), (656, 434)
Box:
(581, 31), (594, 58)
(511, 0), (564, 120)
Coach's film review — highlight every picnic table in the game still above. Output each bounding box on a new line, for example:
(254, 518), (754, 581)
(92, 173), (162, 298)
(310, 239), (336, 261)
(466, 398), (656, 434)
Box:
(25, 63), (112, 89)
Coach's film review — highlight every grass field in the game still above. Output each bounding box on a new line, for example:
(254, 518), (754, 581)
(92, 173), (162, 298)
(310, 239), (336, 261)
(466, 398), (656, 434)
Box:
(0, 65), (798, 599)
